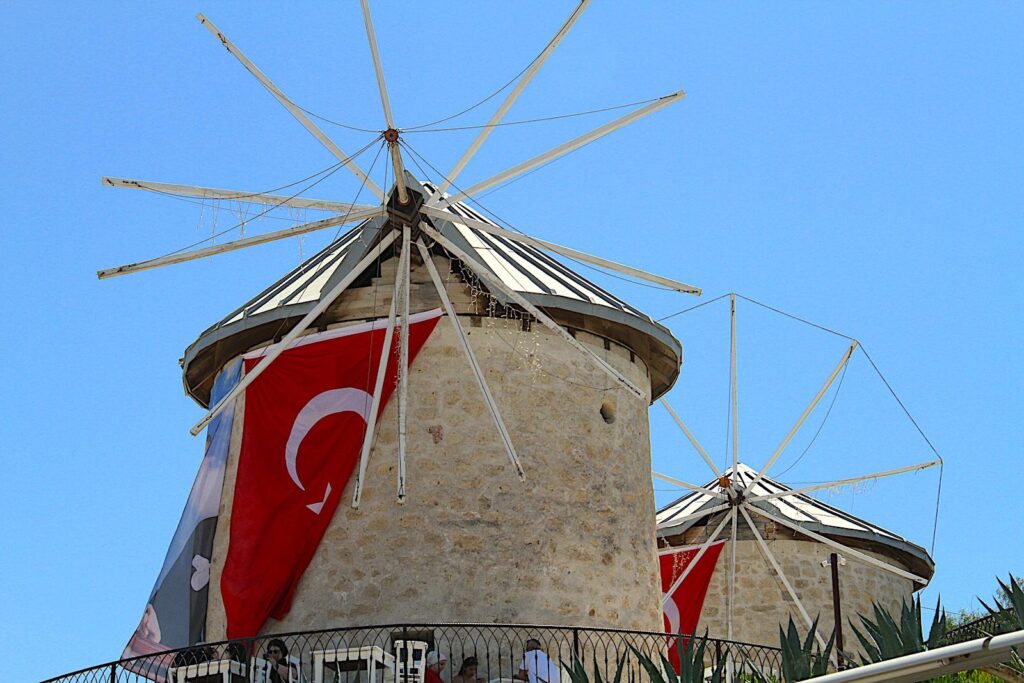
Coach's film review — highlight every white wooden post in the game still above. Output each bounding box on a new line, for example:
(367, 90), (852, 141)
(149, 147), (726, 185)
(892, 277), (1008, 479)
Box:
(662, 509), (734, 605)
(431, 90), (686, 205)
(730, 293), (739, 472)
(416, 238), (525, 479)
(359, 0), (408, 203)
(196, 13), (384, 199)
(189, 230), (398, 435)
(747, 341), (859, 490)
(659, 398), (723, 479)
(352, 254), (404, 508)
(438, 0), (591, 193)
(419, 206), (700, 294)
(656, 502), (731, 531)
(739, 506), (830, 651)
(651, 471), (728, 499)
(101, 176), (369, 213)
(98, 208), (383, 279)
(420, 223), (645, 400)
(396, 226), (411, 501)
(747, 503), (929, 585)
(747, 459), (941, 502)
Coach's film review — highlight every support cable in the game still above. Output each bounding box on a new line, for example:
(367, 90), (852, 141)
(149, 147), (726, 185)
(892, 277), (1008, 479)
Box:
(405, 96), (664, 133)
(400, 15), (586, 131)
(657, 291), (945, 554)
(401, 139), (676, 291)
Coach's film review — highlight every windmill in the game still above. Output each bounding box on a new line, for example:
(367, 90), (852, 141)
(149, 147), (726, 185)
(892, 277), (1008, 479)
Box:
(101, 1), (710, 645)
(98, 0), (698, 506)
(652, 294), (942, 662)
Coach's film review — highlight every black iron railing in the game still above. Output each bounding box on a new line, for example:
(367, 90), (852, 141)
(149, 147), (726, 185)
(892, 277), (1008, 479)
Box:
(42, 623), (782, 683)
(944, 609), (1020, 645)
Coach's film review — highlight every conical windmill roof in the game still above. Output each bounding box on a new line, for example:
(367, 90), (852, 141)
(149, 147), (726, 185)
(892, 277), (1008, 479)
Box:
(182, 177), (682, 405)
(657, 463), (934, 581)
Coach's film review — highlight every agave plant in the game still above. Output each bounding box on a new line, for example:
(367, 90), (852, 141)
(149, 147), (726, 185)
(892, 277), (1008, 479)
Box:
(979, 574), (1024, 630)
(850, 595), (945, 665)
(562, 652), (626, 683)
(978, 574), (1024, 678)
(631, 633), (727, 683)
(746, 616), (833, 683)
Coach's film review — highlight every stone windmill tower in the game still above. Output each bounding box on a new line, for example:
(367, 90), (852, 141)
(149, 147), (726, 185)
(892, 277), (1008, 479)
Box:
(101, 2), (704, 654)
(649, 295), (942, 665)
(657, 463), (935, 654)
(183, 178), (686, 638)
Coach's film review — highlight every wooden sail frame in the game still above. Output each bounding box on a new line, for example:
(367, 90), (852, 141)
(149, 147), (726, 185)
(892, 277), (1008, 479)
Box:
(98, 2), (699, 502)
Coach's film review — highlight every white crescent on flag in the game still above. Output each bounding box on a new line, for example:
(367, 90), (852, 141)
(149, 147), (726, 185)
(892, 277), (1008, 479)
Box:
(284, 387), (373, 491)
(663, 592), (681, 634)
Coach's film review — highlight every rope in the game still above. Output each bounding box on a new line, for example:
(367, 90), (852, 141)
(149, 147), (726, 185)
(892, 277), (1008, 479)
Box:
(404, 97), (664, 133)
(859, 345), (945, 554)
(734, 293), (856, 342)
(400, 18), (580, 131)
(657, 293), (731, 322)
(296, 104), (383, 133)
(400, 139), (676, 291)
(183, 151), (387, 402)
(773, 362), (849, 478)
(133, 157), (358, 202)
(146, 136), (381, 258)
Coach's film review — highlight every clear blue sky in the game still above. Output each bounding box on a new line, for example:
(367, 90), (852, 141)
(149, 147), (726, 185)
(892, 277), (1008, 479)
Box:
(2, 3), (1021, 681)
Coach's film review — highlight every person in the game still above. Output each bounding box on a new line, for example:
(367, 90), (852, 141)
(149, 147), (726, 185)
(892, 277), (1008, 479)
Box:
(452, 656), (485, 683)
(264, 638), (298, 683)
(425, 650), (448, 683)
(516, 639), (559, 683)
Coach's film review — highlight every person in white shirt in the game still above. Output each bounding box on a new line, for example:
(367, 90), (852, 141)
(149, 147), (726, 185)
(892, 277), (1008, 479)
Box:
(516, 639), (559, 683)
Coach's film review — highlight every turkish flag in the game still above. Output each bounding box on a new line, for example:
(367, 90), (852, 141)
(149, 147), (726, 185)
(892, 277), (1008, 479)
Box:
(660, 540), (725, 670)
(221, 310), (441, 639)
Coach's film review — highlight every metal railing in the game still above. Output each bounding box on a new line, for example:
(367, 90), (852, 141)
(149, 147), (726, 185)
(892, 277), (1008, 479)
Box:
(42, 623), (782, 683)
(944, 609), (1020, 645)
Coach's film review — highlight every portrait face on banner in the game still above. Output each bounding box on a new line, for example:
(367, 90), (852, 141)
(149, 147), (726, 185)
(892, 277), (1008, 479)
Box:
(122, 358), (242, 679)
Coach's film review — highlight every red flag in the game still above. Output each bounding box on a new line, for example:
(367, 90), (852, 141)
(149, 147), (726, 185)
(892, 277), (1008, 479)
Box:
(660, 540), (725, 669)
(221, 310), (441, 638)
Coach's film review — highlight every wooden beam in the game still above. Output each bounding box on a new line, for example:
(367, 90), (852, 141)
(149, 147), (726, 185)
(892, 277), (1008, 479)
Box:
(420, 205), (700, 294)
(97, 207), (383, 279)
(101, 176), (366, 213)
(197, 13), (384, 199)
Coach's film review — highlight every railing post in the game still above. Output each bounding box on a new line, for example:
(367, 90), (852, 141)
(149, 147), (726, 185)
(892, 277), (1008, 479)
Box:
(109, 662), (117, 683)
(402, 626), (409, 683)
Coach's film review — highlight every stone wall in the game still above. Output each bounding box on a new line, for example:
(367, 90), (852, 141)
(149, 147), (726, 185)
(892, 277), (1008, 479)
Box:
(696, 537), (915, 654)
(205, 256), (665, 639)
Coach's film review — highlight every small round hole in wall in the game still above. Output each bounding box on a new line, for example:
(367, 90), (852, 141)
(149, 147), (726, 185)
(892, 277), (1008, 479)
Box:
(600, 400), (616, 424)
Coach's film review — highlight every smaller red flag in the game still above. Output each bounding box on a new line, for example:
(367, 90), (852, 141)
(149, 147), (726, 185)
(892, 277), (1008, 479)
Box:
(660, 540), (726, 670)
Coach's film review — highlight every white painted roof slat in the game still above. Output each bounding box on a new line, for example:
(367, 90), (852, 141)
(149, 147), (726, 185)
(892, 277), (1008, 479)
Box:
(657, 462), (914, 547)
(457, 223), (546, 294)
(192, 180), (681, 386)
(213, 181), (660, 327)
(422, 183), (649, 316)
(656, 495), (706, 524)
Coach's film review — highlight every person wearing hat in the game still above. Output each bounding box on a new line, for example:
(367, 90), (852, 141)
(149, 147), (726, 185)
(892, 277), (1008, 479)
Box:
(425, 650), (448, 683)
